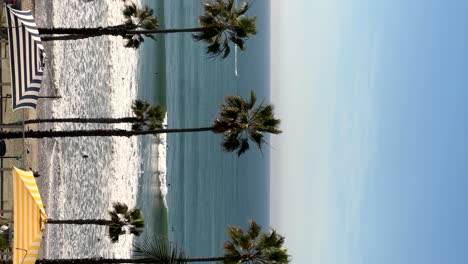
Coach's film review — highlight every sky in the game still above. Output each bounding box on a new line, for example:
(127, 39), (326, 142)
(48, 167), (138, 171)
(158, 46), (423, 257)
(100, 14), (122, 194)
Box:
(270, 0), (468, 263)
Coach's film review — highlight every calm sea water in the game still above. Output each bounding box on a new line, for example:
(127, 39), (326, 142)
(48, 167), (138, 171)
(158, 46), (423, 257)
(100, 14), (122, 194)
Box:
(145, 1), (271, 258)
(34, 0), (270, 261)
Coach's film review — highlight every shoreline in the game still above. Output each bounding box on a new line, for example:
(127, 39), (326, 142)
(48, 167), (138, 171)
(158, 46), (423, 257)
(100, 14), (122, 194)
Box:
(2, 0), (169, 259)
(26, 0), (165, 259)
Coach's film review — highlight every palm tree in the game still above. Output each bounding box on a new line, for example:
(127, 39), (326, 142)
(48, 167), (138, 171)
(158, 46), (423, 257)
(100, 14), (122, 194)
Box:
(193, 0), (257, 58)
(38, 0), (256, 58)
(130, 100), (165, 130)
(9, 100), (164, 129)
(0, 91), (281, 156)
(46, 202), (144, 243)
(39, 3), (158, 49)
(35, 220), (290, 264)
(213, 91), (281, 156)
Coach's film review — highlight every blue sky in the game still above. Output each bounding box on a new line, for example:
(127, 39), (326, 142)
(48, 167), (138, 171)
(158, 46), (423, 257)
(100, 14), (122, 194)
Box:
(270, 0), (468, 263)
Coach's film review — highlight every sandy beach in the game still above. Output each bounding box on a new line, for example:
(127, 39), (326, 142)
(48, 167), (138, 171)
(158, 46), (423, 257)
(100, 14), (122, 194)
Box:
(6, 0), (146, 259)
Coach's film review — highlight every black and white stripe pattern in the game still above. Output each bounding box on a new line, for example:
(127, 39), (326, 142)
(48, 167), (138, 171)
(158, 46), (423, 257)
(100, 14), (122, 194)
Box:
(6, 6), (44, 110)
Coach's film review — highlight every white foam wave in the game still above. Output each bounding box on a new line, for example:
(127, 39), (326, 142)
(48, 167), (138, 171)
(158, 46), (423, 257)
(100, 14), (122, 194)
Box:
(38, 0), (147, 260)
(149, 114), (168, 208)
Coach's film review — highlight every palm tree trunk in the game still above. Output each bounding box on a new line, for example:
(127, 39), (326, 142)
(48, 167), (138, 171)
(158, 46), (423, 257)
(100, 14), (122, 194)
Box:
(182, 257), (226, 262)
(36, 259), (146, 264)
(39, 27), (206, 42)
(41, 34), (101, 41)
(16, 117), (139, 125)
(35, 257), (227, 264)
(46, 219), (113, 225)
(124, 28), (206, 34)
(0, 127), (214, 139)
(38, 27), (205, 35)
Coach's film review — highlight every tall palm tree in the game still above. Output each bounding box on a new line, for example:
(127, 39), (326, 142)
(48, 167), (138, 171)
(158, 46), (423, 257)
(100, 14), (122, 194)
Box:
(38, 0), (256, 58)
(213, 90), (282, 156)
(10, 100), (164, 129)
(0, 91), (280, 156)
(46, 202), (144, 243)
(39, 3), (158, 49)
(130, 100), (165, 131)
(35, 220), (290, 264)
(193, 0), (257, 58)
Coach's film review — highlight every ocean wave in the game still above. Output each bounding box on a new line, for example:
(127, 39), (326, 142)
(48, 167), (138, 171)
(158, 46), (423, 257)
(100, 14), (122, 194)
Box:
(156, 114), (168, 208)
(36, 0), (147, 259)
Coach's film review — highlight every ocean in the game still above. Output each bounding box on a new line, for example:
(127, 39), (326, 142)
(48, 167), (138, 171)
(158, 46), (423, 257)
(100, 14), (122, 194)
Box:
(34, 0), (270, 261)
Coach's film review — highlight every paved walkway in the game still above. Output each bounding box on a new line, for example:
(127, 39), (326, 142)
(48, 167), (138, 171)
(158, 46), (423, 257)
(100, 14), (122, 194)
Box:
(0, 0), (37, 217)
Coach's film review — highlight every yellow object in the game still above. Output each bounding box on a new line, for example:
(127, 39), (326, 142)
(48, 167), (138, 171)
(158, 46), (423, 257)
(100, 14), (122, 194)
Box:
(12, 167), (48, 264)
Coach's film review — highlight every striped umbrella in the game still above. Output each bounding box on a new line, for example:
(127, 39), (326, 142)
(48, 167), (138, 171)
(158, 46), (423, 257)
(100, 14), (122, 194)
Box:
(5, 6), (45, 110)
(12, 167), (48, 264)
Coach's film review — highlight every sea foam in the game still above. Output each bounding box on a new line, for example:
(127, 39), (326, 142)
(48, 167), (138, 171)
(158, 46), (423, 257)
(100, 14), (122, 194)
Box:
(35, 0), (162, 260)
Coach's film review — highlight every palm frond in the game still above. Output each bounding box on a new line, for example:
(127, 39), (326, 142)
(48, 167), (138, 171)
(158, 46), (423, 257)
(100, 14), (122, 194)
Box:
(214, 91), (281, 156)
(129, 208), (143, 220)
(235, 1), (250, 16)
(109, 210), (120, 223)
(108, 225), (125, 243)
(248, 132), (263, 151)
(237, 17), (257, 36)
(236, 138), (249, 156)
(111, 202), (129, 215)
(223, 95), (245, 109)
(121, 3), (158, 49)
(122, 3), (138, 19)
(221, 39), (231, 59)
(133, 236), (187, 264)
(107, 202), (145, 243)
(130, 226), (144, 237)
(226, 0), (235, 11)
(224, 220), (291, 264)
(247, 219), (261, 240)
(222, 134), (241, 152)
(248, 90), (257, 109)
(212, 119), (230, 133)
(142, 19), (158, 30)
(132, 100), (165, 130)
(124, 34), (144, 49)
(229, 35), (244, 50)
(194, 0), (256, 58)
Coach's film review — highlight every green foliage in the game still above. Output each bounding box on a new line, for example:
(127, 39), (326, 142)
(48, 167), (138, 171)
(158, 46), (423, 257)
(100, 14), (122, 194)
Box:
(224, 220), (290, 264)
(193, 0), (257, 58)
(122, 3), (159, 49)
(213, 91), (282, 156)
(107, 202), (145, 243)
(133, 236), (187, 264)
(132, 220), (290, 264)
(123, 34), (145, 49)
(131, 100), (165, 131)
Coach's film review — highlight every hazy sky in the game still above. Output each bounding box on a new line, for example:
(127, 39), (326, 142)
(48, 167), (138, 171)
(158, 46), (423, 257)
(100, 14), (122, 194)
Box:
(270, 0), (468, 263)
